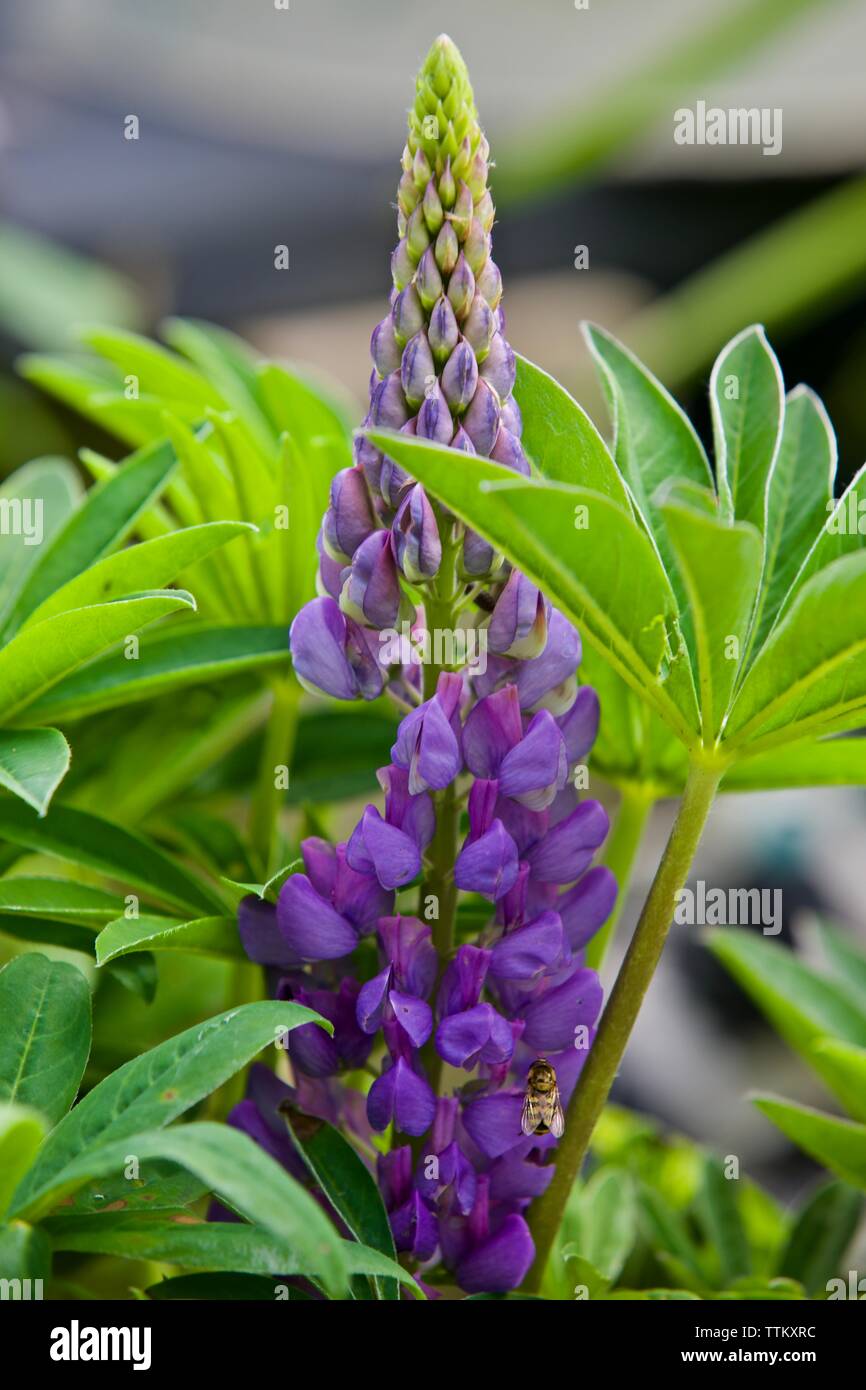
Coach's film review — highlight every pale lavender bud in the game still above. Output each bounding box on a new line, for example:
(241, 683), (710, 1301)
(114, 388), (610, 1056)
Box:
(392, 238), (415, 290)
(463, 294), (495, 360)
(447, 252), (476, 321)
(435, 222), (460, 275)
(371, 371), (409, 429)
(491, 425), (530, 476)
(428, 295), (460, 364)
(464, 219), (490, 276)
(476, 258), (502, 309)
(380, 418), (415, 508)
(463, 379), (501, 455)
(461, 529), (496, 578)
(412, 147), (432, 189)
(354, 431), (384, 495)
(441, 337), (479, 413)
(393, 284), (425, 345)
(371, 315), (402, 376)
(340, 529), (401, 630)
(401, 331), (436, 409)
(417, 382), (454, 444)
(394, 484), (442, 582)
(475, 191), (495, 234)
(501, 396), (522, 436)
(397, 170), (419, 219)
(451, 424), (477, 454)
(480, 333), (516, 399)
(322, 466), (377, 563)
(416, 246), (444, 310)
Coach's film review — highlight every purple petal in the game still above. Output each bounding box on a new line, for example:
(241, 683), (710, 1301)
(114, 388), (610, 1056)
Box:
(368, 1057), (436, 1136)
(489, 911), (568, 981)
(498, 709), (567, 809)
(238, 896), (301, 969)
(347, 805), (421, 890)
(356, 964), (393, 1034)
(462, 1091), (526, 1159)
(455, 819), (519, 901)
(457, 1214), (535, 1294)
(389, 989), (433, 1048)
(513, 610), (581, 712)
(521, 966), (603, 1051)
(557, 866), (618, 951)
(557, 685), (601, 763)
(463, 685), (523, 779)
(525, 800), (609, 884)
(276, 874), (358, 960)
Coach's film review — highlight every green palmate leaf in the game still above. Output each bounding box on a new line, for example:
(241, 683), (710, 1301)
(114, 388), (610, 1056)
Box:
(0, 801), (223, 917)
(41, 1122), (349, 1297)
(0, 1102), (48, 1219)
(660, 497), (762, 738)
(576, 1167), (636, 1283)
(10, 1000), (330, 1218)
(4, 440), (178, 634)
(777, 1181), (863, 1295)
(95, 914), (242, 966)
(164, 416), (260, 621)
(78, 325), (224, 411)
(697, 1155), (752, 1284)
(0, 727), (70, 814)
(22, 521), (255, 630)
(288, 708), (395, 804)
(161, 317), (275, 457)
(283, 1109), (398, 1300)
(512, 352), (632, 510)
(0, 1221), (50, 1281)
(725, 551), (866, 752)
(366, 432), (699, 744)
(721, 736), (866, 791)
(750, 386), (836, 654)
(560, 1251), (612, 1300)
(18, 354), (169, 447)
(753, 1095), (866, 1189)
(819, 922), (866, 1009)
(709, 324), (784, 527)
(21, 624), (288, 724)
(258, 362), (354, 462)
(809, 1039), (866, 1124)
(45, 1211), (424, 1297)
(707, 929), (866, 1072)
(0, 457), (83, 629)
(0, 590), (196, 724)
(0, 954), (91, 1127)
(779, 461), (866, 621)
(583, 322), (713, 621)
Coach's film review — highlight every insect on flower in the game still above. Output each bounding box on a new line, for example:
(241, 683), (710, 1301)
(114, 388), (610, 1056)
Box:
(521, 1057), (565, 1138)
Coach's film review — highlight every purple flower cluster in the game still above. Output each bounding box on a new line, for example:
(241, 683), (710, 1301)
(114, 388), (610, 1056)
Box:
(235, 653), (614, 1292)
(227, 35), (616, 1296)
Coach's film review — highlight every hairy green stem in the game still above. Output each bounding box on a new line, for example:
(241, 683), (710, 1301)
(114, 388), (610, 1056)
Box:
(249, 677), (300, 879)
(586, 786), (654, 972)
(524, 759), (722, 1293)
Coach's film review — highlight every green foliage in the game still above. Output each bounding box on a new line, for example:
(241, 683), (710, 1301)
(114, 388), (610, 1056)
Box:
(711, 923), (866, 1205)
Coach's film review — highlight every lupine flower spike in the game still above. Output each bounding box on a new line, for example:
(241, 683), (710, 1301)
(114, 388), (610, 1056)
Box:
(230, 34), (615, 1296)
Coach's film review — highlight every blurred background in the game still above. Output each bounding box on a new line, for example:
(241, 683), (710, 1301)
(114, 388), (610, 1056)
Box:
(2, 0), (865, 1218)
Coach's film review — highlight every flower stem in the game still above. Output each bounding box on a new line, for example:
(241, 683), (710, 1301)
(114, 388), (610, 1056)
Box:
(524, 758), (722, 1293)
(249, 677), (300, 879)
(585, 785), (654, 972)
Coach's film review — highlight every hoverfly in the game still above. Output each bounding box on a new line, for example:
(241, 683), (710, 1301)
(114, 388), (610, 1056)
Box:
(521, 1058), (565, 1138)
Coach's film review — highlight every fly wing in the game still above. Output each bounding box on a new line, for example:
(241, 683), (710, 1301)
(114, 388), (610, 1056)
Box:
(547, 1087), (565, 1139)
(521, 1091), (543, 1135)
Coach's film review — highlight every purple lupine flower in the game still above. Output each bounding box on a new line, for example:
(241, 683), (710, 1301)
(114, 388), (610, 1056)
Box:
(236, 34), (618, 1297)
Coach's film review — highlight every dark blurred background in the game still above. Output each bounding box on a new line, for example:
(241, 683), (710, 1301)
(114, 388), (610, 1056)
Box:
(1, 0), (865, 1207)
